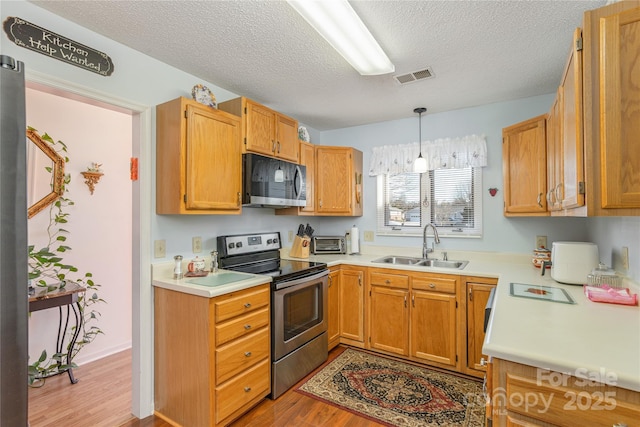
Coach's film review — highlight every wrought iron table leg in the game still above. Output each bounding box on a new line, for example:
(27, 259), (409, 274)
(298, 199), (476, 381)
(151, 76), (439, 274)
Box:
(66, 302), (83, 384)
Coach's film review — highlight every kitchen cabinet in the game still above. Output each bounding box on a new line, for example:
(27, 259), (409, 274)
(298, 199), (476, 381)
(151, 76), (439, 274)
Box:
(156, 97), (242, 214)
(463, 276), (497, 378)
(339, 266), (365, 346)
(488, 358), (640, 427)
(410, 273), (458, 368)
(154, 284), (270, 426)
(502, 115), (549, 216)
(584, 3), (640, 213)
(327, 266), (340, 350)
(315, 146), (363, 216)
(218, 97), (299, 163)
(546, 90), (563, 212)
(368, 269), (410, 356)
(275, 140), (316, 216)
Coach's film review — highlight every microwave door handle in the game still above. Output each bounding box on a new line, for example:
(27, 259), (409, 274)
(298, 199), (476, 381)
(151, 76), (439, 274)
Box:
(294, 165), (302, 198)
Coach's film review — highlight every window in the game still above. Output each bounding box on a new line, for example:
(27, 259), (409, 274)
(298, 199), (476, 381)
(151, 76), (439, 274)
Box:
(376, 167), (482, 237)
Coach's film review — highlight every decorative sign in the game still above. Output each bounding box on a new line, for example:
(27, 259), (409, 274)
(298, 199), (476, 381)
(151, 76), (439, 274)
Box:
(3, 16), (114, 76)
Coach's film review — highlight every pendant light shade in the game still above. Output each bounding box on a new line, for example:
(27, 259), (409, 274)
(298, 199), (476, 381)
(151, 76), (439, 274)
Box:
(413, 107), (428, 173)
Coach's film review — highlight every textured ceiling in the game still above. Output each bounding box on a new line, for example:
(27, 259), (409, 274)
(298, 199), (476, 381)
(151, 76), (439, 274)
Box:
(30, 0), (607, 131)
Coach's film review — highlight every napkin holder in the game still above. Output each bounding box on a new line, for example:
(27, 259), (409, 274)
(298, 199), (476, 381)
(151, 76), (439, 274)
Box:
(290, 235), (310, 258)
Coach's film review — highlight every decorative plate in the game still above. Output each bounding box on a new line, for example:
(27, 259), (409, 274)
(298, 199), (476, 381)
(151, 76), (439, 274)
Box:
(191, 84), (217, 108)
(298, 126), (310, 142)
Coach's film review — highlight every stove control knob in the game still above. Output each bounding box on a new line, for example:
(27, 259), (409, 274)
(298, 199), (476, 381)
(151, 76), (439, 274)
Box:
(273, 238), (278, 245)
(267, 239), (273, 244)
(228, 243), (235, 249)
(236, 242), (243, 248)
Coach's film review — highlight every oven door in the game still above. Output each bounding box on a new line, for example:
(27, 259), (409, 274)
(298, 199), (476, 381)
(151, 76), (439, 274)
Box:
(272, 270), (328, 361)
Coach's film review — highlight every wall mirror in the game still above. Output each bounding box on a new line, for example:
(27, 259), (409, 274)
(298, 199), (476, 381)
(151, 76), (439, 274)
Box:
(27, 128), (65, 219)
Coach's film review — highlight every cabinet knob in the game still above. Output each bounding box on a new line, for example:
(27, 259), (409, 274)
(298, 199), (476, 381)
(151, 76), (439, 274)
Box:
(244, 351), (252, 357)
(385, 279), (391, 284)
(429, 283), (436, 288)
(244, 324), (252, 330)
(244, 302), (251, 308)
(272, 140), (276, 152)
(244, 386), (252, 393)
(613, 424), (627, 427)
(537, 193), (543, 208)
(480, 357), (487, 366)
(277, 141), (281, 153)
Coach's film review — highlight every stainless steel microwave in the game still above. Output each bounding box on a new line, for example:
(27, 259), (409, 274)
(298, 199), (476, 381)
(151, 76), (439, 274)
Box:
(242, 153), (306, 208)
(311, 236), (346, 254)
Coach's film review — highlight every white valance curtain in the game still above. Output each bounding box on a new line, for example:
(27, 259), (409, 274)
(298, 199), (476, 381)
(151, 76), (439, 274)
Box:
(368, 134), (488, 176)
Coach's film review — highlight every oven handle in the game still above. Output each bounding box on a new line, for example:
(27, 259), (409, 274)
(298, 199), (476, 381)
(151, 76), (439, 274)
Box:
(274, 269), (328, 290)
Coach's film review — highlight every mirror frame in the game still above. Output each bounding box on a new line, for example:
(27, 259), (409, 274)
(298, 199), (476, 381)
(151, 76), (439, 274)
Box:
(27, 128), (65, 219)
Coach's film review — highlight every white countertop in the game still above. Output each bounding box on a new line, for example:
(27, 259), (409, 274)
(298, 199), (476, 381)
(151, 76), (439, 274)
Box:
(281, 245), (640, 392)
(151, 262), (272, 298)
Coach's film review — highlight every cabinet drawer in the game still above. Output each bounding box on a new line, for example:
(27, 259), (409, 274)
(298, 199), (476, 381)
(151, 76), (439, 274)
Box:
(216, 307), (269, 346)
(412, 275), (457, 294)
(370, 271), (409, 289)
(216, 327), (269, 384)
(506, 373), (640, 426)
(216, 358), (270, 424)
(214, 285), (270, 323)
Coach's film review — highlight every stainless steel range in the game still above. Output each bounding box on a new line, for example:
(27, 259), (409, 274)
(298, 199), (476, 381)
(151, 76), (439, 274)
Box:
(217, 232), (328, 399)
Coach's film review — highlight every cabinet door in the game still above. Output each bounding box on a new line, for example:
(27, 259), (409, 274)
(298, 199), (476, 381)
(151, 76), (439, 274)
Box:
(410, 290), (457, 367)
(327, 268), (340, 349)
(316, 146), (353, 214)
(600, 8), (640, 208)
(466, 282), (495, 373)
(546, 90), (563, 212)
(369, 285), (409, 356)
(502, 116), (548, 215)
(185, 104), (241, 210)
(245, 100), (277, 157)
(339, 268), (364, 343)
(275, 113), (299, 162)
(560, 28), (585, 211)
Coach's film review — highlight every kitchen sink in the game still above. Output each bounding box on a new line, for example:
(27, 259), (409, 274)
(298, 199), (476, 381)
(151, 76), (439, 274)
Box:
(371, 255), (468, 270)
(371, 255), (425, 265)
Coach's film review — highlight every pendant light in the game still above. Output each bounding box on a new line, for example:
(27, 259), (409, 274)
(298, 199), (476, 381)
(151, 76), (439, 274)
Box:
(413, 107), (428, 173)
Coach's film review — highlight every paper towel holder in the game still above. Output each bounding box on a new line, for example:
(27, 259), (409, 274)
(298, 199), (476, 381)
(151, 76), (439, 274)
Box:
(348, 225), (361, 255)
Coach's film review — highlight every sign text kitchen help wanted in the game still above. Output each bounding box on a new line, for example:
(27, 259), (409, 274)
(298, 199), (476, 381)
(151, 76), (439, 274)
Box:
(3, 17), (114, 76)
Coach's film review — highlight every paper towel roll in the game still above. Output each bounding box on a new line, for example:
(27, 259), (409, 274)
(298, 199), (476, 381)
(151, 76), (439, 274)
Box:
(350, 226), (359, 254)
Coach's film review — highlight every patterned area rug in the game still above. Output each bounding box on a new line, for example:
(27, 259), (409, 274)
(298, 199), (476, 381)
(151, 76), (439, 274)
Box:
(296, 348), (484, 426)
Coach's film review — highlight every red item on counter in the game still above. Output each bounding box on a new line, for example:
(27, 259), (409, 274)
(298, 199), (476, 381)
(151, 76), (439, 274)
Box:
(583, 285), (638, 306)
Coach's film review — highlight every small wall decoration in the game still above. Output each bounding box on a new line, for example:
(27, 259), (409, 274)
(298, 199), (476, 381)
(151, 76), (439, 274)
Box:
(81, 163), (103, 195)
(3, 16), (114, 76)
(488, 187), (498, 197)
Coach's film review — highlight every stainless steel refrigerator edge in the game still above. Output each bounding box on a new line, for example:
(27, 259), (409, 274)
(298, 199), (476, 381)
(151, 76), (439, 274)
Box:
(0, 54), (29, 426)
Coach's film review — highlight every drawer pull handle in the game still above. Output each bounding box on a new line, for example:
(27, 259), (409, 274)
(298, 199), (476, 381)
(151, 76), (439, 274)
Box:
(429, 283), (436, 288)
(244, 303), (251, 308)
(244, 386), (252, 392)
(385, 279), (391, 284)
(613, 424), (627, 427)
(244, 324), (252, 330)
(244, 351), (252, 357)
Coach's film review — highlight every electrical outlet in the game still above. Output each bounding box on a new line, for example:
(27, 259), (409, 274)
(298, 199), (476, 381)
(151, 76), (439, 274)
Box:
(154, 240), (166, 258)
(621, 246), (629, 270)
(288, 230), (294, 242)
(364, 231), (374, 242)
(192, 236), (202, 253)
(535, 235), (547, 249)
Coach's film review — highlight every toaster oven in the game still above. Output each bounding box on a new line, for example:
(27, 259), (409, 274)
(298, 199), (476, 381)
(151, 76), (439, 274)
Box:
(311, 236), (346, 254)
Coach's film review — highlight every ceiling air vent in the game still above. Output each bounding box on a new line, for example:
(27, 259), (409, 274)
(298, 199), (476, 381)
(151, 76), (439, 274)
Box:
(393, 67), (435, 85)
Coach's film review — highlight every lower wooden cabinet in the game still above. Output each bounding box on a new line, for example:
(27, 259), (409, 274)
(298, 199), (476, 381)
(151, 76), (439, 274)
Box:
(154, 284), (271, 427)
(464, 276), (498, 377)
(368, 270), (410, 356)
(327, 266), (341, 349)
(339, 266), (365, 345)
(488, 358), (640, 427)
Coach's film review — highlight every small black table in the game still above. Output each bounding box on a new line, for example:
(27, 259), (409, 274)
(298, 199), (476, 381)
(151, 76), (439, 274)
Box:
(29, 282), (85, 384)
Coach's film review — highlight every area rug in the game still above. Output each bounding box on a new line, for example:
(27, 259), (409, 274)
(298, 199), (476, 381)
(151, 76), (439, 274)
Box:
(296, 348), (484, 426)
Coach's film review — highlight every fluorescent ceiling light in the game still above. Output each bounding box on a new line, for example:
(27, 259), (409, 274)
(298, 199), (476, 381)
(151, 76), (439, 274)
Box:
(287, 0), (395, 75)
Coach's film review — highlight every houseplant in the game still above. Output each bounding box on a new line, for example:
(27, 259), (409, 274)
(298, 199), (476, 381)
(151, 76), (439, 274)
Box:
(27, 128), (105, 386)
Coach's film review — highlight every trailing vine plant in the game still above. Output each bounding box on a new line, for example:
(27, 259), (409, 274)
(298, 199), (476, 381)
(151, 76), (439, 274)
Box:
(27, 127), (105, 386)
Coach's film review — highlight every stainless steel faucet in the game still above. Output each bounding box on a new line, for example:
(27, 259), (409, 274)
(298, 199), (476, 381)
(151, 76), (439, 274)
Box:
(422, 223), (440, 259)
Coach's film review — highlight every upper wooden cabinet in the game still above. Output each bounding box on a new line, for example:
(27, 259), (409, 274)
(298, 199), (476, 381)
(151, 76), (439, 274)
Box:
(219, 97), (299, 163)
(582, 2), (640, 216)
(315, 146), (363, 216)
(502, 115), (548, 216)
(156, 97), (242, 215)
(275, 140), (315, 216)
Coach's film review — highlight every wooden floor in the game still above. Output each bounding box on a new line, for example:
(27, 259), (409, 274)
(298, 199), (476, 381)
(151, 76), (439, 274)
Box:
(29, 346), (383, 427)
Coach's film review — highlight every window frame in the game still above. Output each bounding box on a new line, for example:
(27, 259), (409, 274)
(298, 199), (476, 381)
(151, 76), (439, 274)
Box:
(376, 167), (483, 238)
